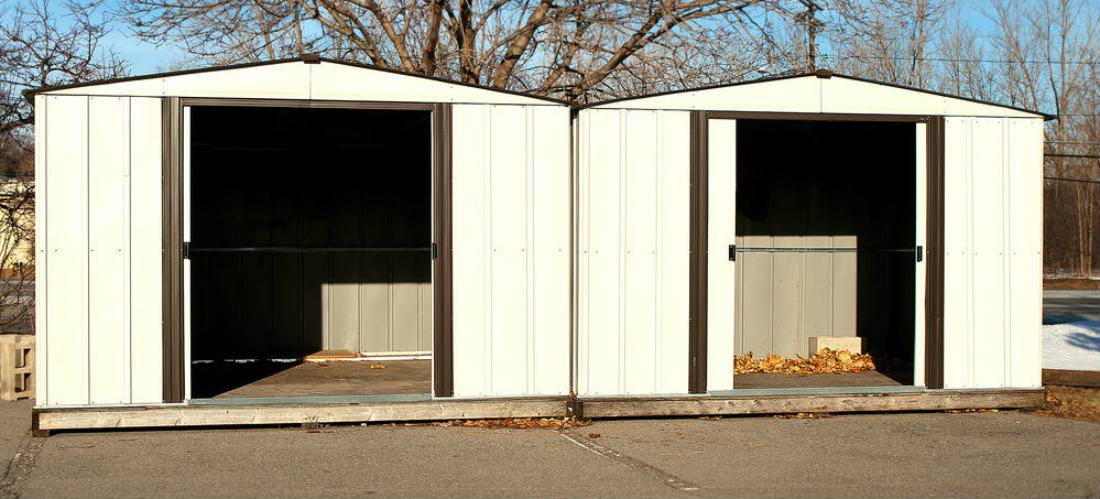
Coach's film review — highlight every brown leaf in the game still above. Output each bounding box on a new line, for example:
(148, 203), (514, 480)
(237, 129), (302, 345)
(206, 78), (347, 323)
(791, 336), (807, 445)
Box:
(734, 349), (876, 375)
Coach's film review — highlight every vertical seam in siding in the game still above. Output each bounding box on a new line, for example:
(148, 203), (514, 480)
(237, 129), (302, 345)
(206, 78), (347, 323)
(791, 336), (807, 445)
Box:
(574, 115), (581, 394)
(484, 106), (493, 395)
(579, 113), (587, 394)
(124, 97), (133, 404)
(654, 111), (663, 392)
(526, 106), (535, 395)
(83, 96), (91, 404)
(1002, 119), (1012, 386)
(36, 97), (49, 404)
(966, 118), (975, 388)
(582, 111), (592, 395)
(618, 109), (627, 393)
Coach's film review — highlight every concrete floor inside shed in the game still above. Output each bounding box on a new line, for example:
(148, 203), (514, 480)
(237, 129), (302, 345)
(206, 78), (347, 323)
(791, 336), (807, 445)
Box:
(191, 359), (432, 399)
(733, 370), (904, 389)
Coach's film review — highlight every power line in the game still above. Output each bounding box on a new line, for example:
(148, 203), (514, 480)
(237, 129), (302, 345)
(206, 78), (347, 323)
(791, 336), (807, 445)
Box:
(824, 54), (1099, 66)
(1046, 153), (1100, 159)
(1045, 176), (1100, 184)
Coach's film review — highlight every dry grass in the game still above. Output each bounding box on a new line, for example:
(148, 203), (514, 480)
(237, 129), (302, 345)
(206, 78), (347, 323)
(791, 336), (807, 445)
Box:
(1033, 385), (1100, 422)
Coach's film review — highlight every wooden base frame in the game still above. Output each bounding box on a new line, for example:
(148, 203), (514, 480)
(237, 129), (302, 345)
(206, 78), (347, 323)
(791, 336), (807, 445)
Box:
(32, 388), (1043, 435)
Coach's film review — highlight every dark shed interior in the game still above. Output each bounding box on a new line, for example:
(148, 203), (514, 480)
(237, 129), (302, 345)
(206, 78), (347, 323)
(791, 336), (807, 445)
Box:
(187, 105), (432, 398)
(733, 119), (916, 387)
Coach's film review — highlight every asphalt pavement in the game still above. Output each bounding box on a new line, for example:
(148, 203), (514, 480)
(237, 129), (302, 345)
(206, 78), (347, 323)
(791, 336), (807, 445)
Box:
(1044, 289), (1099, 324)
(0, 400), (1096, 499)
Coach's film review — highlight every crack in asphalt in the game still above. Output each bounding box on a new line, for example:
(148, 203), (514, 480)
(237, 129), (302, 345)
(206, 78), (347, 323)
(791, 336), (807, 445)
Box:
(559, 430), (703, 496)
(0, 433), (43, 499)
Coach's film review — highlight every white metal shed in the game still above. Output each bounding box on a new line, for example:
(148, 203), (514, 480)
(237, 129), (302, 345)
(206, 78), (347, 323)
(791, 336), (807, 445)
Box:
(574, 70), (1047, 396)
(29, 63), (1050, 432)
(32, 57), (571, 408)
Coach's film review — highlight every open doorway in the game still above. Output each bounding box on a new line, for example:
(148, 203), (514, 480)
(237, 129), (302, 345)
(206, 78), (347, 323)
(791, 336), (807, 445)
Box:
(732, 119), (917, 389)
(186, 105), (433, 400)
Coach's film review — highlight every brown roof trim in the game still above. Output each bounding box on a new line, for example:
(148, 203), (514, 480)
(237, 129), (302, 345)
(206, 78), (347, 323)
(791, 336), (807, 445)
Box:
(24, 55), (569, 105)
(576, 70), (1053, 120)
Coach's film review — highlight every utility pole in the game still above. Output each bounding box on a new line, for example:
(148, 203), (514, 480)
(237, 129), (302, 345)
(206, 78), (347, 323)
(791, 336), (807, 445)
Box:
(797, 0), (823, 71)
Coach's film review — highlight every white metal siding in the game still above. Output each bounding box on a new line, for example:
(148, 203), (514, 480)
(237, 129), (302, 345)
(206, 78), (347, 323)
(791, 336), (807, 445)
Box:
(943, 117), (1043, 389)
(450, 104), (570, 397)
(706, 119), (736, 392)
(914, 124), (928, 386)
(577, 109), (690, 396)
(594, 76), (1039, 119)
(129, 98), (165, 403)
(47, 61), (553, 106)
(37, 95), (164, 407)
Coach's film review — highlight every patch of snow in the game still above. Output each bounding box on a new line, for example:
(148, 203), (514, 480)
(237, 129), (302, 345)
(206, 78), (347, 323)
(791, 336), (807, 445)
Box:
(1043, 320), (1100, 372)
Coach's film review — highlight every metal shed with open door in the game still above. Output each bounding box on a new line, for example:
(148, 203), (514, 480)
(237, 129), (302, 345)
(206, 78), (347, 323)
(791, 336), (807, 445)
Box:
(574, 70), (1047, 398)
(31, 56), (571, 414)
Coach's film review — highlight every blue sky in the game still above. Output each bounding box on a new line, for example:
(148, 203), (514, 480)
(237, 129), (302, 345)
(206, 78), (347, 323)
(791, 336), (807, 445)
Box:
(101, 28), (185, 74)
(46, 0), (1053, 78)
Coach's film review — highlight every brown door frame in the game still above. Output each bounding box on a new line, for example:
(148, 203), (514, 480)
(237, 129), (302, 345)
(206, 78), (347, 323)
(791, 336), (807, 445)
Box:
(161, 97), (454, 403)
(688, 110), (946, 393)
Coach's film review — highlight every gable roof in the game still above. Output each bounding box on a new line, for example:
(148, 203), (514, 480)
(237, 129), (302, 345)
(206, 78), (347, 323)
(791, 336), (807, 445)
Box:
(580, 70), (1052, 120)
(28, 56), (567, 106)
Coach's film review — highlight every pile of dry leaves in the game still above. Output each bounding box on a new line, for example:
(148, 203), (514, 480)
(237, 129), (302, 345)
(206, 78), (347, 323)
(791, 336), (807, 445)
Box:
(431, 417), (589, 430)
(734, 348), (876, 375)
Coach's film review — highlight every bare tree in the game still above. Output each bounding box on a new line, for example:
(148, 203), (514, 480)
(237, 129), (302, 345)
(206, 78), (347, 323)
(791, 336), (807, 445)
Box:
(1, 0), (127, 137)
(816, 0), (952, 87)
(988, 0), (1099, 279)
(117, 0), (796, 102)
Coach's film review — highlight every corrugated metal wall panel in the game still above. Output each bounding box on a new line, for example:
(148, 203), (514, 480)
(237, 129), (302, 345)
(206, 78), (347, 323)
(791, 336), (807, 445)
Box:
(39, 96), (167, 407)
(943, 117), (974, 388)
(450, 104), (570, 398)
(706, 119), (736, 392)
(33, 96), (48, 404)
(623, 111), (658, 394)
(580, 109), (623, 395)
(943, 116), (1044, 389)
(43, 95), (90, 406)
(531, 106), (571, 395)
(1007, 119), (1043, 388)
(129, 98), (165, 403)
(657, 113), (691, 394)
(87, 97), (131, 404)
(451, 105), (489, 396)
(971, 118), (1007, 388)
(577, 109), (692, 396)
(488, 105), (529, 396)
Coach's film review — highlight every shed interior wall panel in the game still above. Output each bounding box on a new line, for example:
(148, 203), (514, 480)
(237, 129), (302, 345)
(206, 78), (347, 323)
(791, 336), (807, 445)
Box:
(577, 109), (690, 396)
(38, 95), (164, 407)
(943, 117), (1043, 389)
(450, 104), (570, 398)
